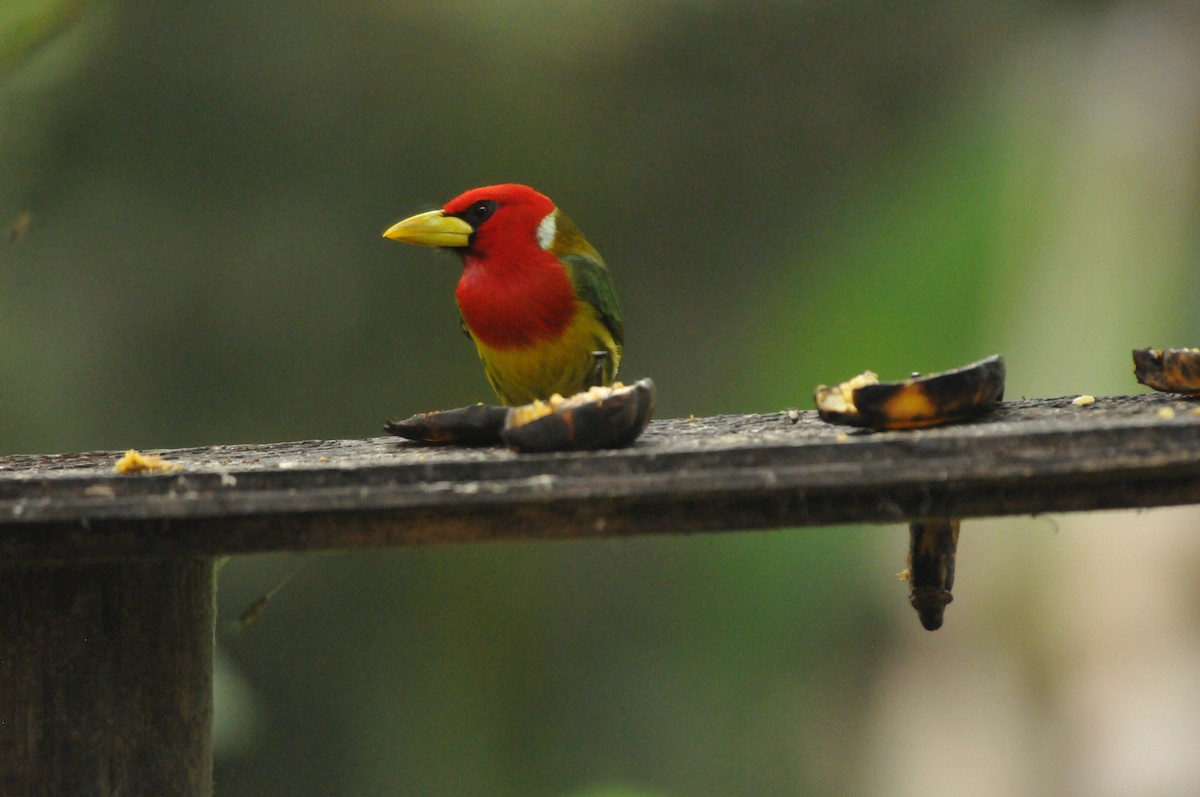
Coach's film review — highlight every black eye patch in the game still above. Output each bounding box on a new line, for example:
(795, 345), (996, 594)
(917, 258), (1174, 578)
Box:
(455, 200), (498, 227)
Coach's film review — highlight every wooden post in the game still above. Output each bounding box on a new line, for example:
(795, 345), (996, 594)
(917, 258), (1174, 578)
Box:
(0, 557), (215, 797)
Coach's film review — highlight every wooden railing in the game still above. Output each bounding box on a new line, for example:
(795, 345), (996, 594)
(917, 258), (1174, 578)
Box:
(3, 392), (1199, 795)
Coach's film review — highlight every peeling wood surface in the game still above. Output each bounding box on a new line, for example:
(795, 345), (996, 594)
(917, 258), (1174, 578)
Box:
(2, 393), (1200, 561)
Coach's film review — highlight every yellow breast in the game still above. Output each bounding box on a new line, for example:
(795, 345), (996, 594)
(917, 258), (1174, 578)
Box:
(471, 303), (621, 406)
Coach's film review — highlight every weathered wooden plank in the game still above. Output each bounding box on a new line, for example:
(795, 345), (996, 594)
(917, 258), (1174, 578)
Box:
(1, 394), (1199, 561)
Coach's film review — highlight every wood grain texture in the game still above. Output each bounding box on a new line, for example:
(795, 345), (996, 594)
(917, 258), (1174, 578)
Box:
(2, 394), (1199, 561)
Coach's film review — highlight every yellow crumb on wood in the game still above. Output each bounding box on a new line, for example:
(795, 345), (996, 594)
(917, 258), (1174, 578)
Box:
(115, 449), (183, 474)
(1071, 395), (1096, 406)
(1157, 406), (1176, 420)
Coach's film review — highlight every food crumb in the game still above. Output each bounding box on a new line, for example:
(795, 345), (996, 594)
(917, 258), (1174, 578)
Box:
(1157, 406), (1177, 420)
(1071, 395), (1096, 406)
(115, 449), (183, 474)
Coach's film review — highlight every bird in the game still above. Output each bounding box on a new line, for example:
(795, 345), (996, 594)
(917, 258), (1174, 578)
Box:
(383, 184), (623, 406)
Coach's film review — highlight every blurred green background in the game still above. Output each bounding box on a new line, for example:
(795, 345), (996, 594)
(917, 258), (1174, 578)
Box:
(5, 1), (1200, 796)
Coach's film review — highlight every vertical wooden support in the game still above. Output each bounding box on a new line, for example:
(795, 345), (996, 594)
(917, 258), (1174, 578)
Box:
(0, 557), (215, 797)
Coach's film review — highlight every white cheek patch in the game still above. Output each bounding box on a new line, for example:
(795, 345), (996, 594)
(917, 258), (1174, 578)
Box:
(536, 212), (557, 251)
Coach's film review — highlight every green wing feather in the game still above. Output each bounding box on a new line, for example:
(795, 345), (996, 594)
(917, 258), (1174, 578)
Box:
(561, 252), (624, 348)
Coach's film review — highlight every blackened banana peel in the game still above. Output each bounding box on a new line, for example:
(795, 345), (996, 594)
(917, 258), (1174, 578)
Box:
(903, 518), (961, 631)
(385, 403), (509, 445)
(386, 379), (656, 453)
(503, 380), (656, 453)
(1133, 348), (1200, 393)
(814, 354), (1005, 430)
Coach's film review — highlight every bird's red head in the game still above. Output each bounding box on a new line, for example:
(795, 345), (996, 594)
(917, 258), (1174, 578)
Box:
(442, 185), (574, 348)
(383, 183), (594, 351)
(441, 184), (556, 261)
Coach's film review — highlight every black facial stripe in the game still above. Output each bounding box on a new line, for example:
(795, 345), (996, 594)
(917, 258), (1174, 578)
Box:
(450, 199), (498, 229)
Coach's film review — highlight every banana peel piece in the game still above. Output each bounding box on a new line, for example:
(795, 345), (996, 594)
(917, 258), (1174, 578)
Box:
(502, 379), (656, 453)
(815, 355), (1005, 430)
(385, 404), (508, 445)
(386, 379), (656, 452)
(904, 518), (961, 631)
(1133, 347), (1200, 393)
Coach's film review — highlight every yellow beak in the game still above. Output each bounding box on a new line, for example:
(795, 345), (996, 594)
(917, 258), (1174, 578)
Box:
(382, 209), (474, 248)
